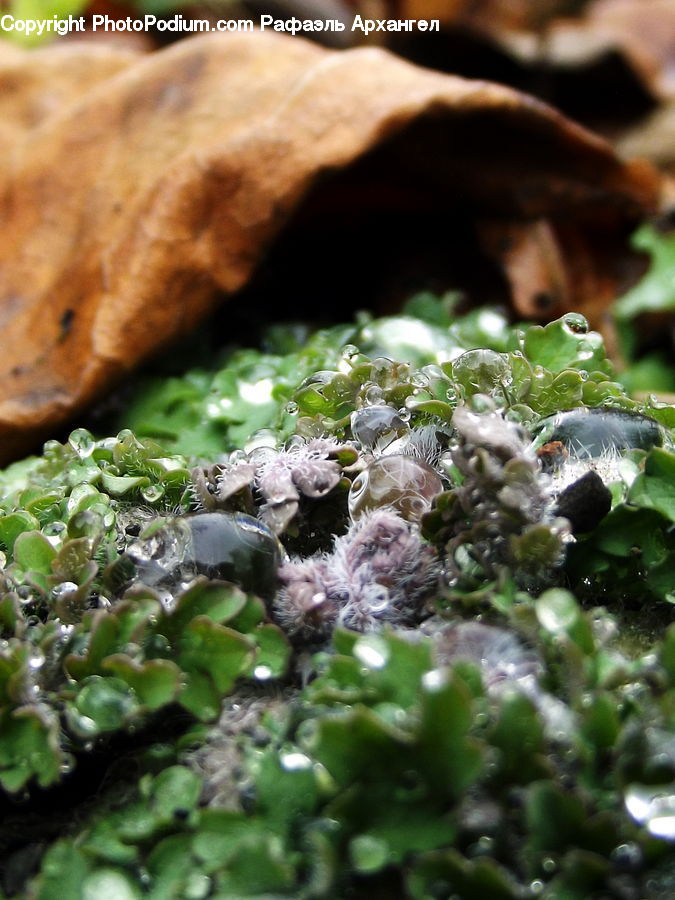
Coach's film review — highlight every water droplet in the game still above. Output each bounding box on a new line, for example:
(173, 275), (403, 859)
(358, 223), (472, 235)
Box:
(561, 312), (589, 334)
(397, 408), (411, 422)
(468, 835), (495, 857)
(76, 716), (98, 737)
(52, 582), (79, 600)
(363, 384), (385, 406)
(535, 589), (579, 633)
(533, 407), (663, 459)
(353, 635), (389, 669)
(43, 520), (67, 537)
(625, 783), (675, 840)
(183, 874), (211, 900)
(423, 668), (449, 691)
(280, 751), (312, 771)
(124, 512), (282, 600)
(410, 371), (429, 388)
(59, 753), (76, 775)
(68, 428), (96, 458)
(350, 406), (409, 452)
(141, 484), (165, 504)
(229, 449), (249, 464)
(285, 400), (299, 415)
(348, 455), (443, 523)
(370, 356), (396, 386)
(363, 585), (390, 613)
(341, 344), (360, 360)
(610, 842), (643, 872)
(253, 664), (273, 681)
(350, 834), (389, 873)
(43, 521), (67, 546)
(452, 349), (511, 397)
(244, 429), (277, 454)
(299, 369), (338, 388)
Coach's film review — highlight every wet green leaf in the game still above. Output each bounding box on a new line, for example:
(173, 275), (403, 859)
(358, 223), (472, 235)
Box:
(0, 705), (62, 791)
(102, 656), (180, 710)
(150, 766), (202, 821)
(489, 692), (548, 784)
(250, 624), (291, 679)
(82, 869), (142, 900)
(0, 510), (40, 555)
(13, 530), (57, 574)
(628, 447), (675, 522)
(523, 315), (608, 373)
(73, 676), (138, 734)
(177, 618), (254, 719)
(536, 589), (580, 634)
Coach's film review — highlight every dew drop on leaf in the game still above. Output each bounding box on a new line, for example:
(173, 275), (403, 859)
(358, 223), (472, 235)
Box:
(350, 405), (409, 451)
(625, 783), (675, 840)
(348, 455), (443, 522)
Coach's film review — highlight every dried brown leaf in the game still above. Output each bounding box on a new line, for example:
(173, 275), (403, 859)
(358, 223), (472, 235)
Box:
(0, 31), (659, 462)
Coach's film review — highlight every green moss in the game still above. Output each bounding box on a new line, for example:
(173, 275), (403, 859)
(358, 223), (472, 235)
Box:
(0, 300), (672, 898)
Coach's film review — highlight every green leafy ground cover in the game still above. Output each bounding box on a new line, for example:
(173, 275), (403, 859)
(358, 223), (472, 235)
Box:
(0, 274), (674, 897)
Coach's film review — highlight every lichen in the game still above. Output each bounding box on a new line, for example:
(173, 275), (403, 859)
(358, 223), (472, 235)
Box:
(0, 301), (673, 898)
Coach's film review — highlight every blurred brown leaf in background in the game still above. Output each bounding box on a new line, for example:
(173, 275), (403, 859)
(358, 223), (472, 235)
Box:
(0, 29), (658, 462)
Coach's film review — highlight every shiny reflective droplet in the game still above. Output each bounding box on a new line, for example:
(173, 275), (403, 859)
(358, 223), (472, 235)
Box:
(281, 751), (313, 771)
(410, 371), (429, 388)
(253, 664), (274, 681)
(422, 668), (449, 691)
(243, 429), (278, 454)
(363, 384), (385, 406)
(535, 589), (579, 633)
(75, 716), (98, 736)
(364, 586), (390, 614)
(43, 521), (67, 537)
(561, 312), (589, 334)
(341, 344), (360, 360)
(299, 370), (338, 388)
(353, 635), (390, 669)
(141, 484), (164, 504)
(68, 428), (96, 458)
(350, 405), (409, 452)
(285, 400), (299, 415)
(52, 581), (79, 600)
(610, 842), (643, 872)
(451, 349), (511, 397)
(370, 356), (396, 386)
(348, 455), (443, 523)
(625, 783), (675, 840)
(59, 753), (76, 775)
(533, 407), (663, 459)
(183, 874), (211, 900)
(124, 512), (282, 600)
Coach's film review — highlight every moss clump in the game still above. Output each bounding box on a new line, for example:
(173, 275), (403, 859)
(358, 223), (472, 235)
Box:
(0, 300), (673, 898)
